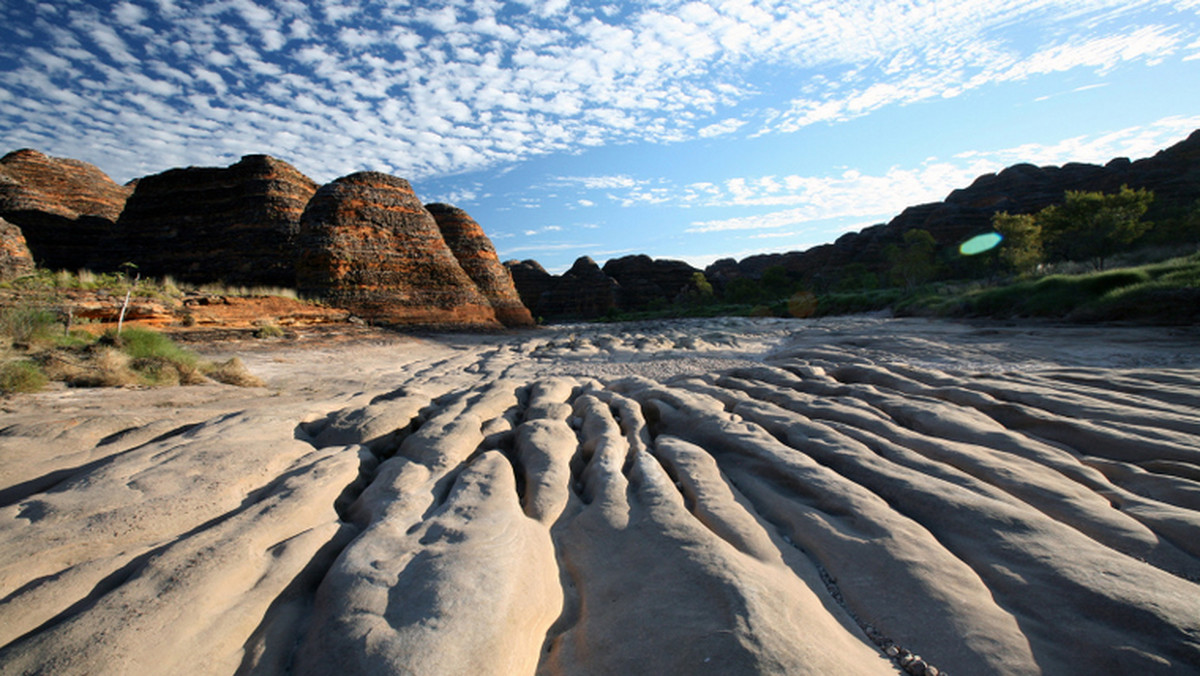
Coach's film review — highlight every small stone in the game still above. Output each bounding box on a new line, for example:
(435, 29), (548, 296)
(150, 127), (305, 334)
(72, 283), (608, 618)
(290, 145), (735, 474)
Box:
(906, 657), (926, 675)
(885, 645), (900, 658)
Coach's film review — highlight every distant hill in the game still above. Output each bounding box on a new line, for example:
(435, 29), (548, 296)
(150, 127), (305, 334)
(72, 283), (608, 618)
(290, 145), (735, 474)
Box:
(704, 129), (1200, 290)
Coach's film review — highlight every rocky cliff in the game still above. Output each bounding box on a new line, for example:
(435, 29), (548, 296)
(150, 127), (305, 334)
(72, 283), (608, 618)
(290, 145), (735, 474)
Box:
(708, 129), (1200, 288)
(0, 149), (132, 272)
(116, 155), (318, 287)
(1, 149), (532, 329)
(0, 217), (35, 282)
(506, 255), (704, 320)
(603, 254), (701, 310)
(426, 203), (534, 328)
(507, 256), (622, 320)
(504, 259), (557, 318)
(296, 172), (501, 327)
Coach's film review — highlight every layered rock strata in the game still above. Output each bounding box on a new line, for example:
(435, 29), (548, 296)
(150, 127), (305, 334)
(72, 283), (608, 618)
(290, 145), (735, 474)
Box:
(115, 155), (318, 287)
(426, 203), (534, 327)
(0, 217), (35, 282)
(296, 173), (501, 327)
(0, 149), (132, 272)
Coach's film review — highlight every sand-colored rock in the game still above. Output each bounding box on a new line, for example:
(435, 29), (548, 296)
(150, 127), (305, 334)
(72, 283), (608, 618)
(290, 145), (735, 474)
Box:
(296, 172), (501, 328)
(427, 203), (534, 328)
(2, 317), (1199, 674)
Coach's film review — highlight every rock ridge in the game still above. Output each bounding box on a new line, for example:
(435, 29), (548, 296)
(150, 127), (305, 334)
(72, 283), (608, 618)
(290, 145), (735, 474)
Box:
(116, 154), (319, 287)
(295, 172), (502, 328)
(0, 149), (133, 271)
(706, 129), (1200, 287)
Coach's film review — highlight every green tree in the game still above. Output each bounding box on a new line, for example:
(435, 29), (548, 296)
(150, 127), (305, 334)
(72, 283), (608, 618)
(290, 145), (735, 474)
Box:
(690, 271), (714, 298)
(723, 277), (763, 304)
(760, 265), (794, 298)
(687, 271), (715, 306)
(886, 229), (937, 290)
(1040, 186), (1154, 270)
(991, 212), (1043, 275)
(834, 263), (879, 292)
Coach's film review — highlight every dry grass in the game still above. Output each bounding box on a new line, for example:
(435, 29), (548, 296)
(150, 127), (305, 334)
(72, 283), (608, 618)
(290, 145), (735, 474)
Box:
(204, 357), (266, 387)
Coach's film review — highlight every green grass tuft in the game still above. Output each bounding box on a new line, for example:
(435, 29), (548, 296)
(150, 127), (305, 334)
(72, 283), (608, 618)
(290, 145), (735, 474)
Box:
(0, 360), (48, 394)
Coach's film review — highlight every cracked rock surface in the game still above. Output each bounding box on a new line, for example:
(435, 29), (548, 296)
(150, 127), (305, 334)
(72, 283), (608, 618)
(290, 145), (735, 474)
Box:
(2, 317), (1199, 674)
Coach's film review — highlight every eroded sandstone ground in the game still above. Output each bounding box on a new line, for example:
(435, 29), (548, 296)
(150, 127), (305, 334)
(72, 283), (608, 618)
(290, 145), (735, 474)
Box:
(2, 317), (1199, 675)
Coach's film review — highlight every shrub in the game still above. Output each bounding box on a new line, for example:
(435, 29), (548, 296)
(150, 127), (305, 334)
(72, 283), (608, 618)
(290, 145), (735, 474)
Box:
(254, 323), (285, 339)
(205, 357), (266, 387)
(99, 328), (207, 386)
(69, 347), (138, 387)
(1, 305), (61, 344)
(105, 328), (199, 368)
(0, 360), (48, 394)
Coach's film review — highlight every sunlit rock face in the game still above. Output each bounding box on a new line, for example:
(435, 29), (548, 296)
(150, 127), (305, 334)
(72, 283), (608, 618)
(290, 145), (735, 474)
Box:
(427, 202), (534, 328)
(116, 154), (318, 287)
(0, 216), (35, 281)
(0, 149), (132, 272)
(296, 172), (501, 328)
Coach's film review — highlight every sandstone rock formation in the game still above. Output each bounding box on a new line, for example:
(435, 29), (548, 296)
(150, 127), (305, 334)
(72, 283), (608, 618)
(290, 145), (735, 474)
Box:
(2, 318), (1199, 674)
(710, 129), (1200, 288)
(296, 172), (501, 327)
(536, 256), (620, 319)
(0, 149), (132, 272)
(504, 259), (556, 318)
(603, 254), (702, 310)
(0, 217), (34, 282)
(426, 203), (534, 328)
(507, 255), (706, 321)
(116, 155), (318, 287)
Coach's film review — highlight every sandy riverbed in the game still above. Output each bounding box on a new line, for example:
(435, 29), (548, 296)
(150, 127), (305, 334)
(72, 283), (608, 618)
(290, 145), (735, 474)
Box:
(2, 316), (1199, 674)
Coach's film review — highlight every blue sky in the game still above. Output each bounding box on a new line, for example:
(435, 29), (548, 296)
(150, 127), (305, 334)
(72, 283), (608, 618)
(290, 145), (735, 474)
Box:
(2, 1), (1199, 273)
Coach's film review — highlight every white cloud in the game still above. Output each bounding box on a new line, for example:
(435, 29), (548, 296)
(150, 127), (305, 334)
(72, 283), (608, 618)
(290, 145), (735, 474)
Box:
(553, 175), (641, 190)
(499, 242), (601, 255)
(1, 0), (1197, 187)
(957, 116), (1200, 165)
(687, 118), (1200, 234)
(113, 2), (148, 27)
(698, 117), (746, 138)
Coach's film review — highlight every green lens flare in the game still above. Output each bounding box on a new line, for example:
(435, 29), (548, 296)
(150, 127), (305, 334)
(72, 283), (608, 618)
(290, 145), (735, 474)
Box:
(959, 232), (1003, 256)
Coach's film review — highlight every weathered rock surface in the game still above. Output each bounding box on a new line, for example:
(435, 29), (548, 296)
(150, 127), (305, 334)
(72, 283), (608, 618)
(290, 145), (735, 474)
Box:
(709, 128), (1200, 287)
(426, 203), (534, 328)
(116, 155), (318, 287)
(296, 173), (501, 328)
(602, 254), (702, 310)
(0, 216), (34, 281)
(3, 317), (1199, 675)
(0, 149), (132, 272)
